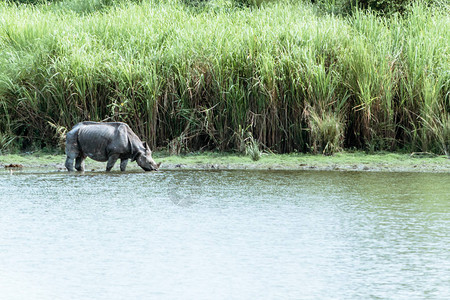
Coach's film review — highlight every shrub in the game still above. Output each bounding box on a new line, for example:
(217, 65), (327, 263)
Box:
(245, 133), (262, 161)
(348, 0), (412, 14)
(305, 105), (345, 155)
(314, 0), (441, 15)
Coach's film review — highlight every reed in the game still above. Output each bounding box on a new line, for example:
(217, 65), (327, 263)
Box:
(0, 0), (448, 155)
(245, 133), (262, 161)
(305, 104), (345, 155)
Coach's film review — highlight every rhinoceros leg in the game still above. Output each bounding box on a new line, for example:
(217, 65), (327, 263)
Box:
(65, 156), (75, 172)
(75, 156), (86, 172)
(65, 129), (80, 172)
(120, 159), (128, 172)
(106, 154), (119, 172)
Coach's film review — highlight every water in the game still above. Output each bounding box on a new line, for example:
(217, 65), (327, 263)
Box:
(0, 169), (449, 299)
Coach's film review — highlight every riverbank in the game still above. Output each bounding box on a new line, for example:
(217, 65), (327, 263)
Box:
(1, 151), (449, 173)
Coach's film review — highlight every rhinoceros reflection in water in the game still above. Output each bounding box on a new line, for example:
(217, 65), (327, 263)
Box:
(65, 121), (161, 172)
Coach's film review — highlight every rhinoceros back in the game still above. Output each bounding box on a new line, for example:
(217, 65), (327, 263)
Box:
(66, 122), (131, 162)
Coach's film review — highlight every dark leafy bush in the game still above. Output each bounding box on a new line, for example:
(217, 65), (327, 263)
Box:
(347, 0), (413, 14)
(314, 0), (440, 15)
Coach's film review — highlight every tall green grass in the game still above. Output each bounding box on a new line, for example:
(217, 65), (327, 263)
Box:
(0, 0), (448, 154)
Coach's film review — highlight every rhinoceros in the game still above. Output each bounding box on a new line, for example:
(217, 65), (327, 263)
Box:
(65, 121), (161, 172)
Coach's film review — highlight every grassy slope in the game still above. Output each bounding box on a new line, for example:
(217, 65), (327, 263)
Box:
(1, 151), (449, 172)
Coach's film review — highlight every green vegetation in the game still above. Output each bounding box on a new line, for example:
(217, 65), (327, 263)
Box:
(0, 0), (448, 156)
(313, 0), (442, 15)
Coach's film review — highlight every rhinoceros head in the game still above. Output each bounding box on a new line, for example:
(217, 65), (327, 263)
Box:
(136, 142), (161, 171)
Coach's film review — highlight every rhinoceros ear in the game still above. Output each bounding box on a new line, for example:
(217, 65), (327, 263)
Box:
(143, 141), (151, 152)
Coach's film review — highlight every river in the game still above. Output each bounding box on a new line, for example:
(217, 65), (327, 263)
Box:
(1, 169), (449, 299)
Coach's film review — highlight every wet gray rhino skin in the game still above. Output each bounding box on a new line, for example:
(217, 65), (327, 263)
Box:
(65, 121), (160, 172)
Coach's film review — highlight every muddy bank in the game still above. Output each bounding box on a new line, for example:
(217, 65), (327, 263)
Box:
(1, 152), (449, 173)
(160, 163), (450, 173)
